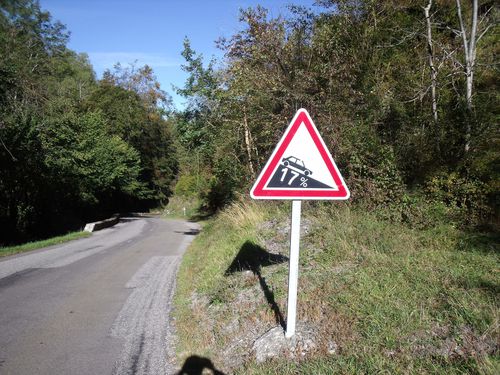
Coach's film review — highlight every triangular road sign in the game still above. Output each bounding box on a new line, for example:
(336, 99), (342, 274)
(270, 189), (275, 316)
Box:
(250, 109), (350, 200)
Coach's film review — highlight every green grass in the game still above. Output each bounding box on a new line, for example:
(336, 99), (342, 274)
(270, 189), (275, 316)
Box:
(174, 200), (499, 374)
(0, 231), (91, 258)
(163, 195), (201, 220)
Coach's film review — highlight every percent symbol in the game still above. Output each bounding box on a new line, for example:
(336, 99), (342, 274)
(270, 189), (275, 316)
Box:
(300, 177), (308, 187)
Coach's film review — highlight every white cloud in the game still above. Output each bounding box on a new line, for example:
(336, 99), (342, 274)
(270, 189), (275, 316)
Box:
(88, 52), (180, 71)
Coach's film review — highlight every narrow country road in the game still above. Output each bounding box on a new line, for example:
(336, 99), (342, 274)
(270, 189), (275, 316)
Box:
(0, 216), (198, 375)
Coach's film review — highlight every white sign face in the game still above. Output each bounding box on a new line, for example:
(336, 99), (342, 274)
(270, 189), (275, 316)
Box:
(275, 124), (338, 190)
(250, 108), (349, 200)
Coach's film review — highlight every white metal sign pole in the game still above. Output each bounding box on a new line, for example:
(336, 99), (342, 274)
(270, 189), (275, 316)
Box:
(285, 200), (302, 338)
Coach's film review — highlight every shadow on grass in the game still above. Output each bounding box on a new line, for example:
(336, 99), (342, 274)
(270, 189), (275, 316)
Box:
(456, 277), (500, 299)
(476, 279), (500, 297)
(188, 202), (218, 222)
(177, 355), (225, 375)
(456, 231), (499, 255)
(225, 241), (289, 330)
(455, 231), (499, 298)
(188, 211), (214, 222)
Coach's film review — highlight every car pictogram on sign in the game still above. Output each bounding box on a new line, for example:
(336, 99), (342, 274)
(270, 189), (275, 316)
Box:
(281, 156), (312, 176)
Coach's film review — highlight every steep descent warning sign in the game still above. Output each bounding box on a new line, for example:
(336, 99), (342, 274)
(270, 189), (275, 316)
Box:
(250, 108), (349, 200)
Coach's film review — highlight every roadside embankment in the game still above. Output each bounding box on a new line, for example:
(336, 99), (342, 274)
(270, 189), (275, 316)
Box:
(173, 200), (499, 374)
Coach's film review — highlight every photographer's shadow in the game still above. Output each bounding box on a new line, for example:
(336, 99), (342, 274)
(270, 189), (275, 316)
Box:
(177, 355), (225, 375)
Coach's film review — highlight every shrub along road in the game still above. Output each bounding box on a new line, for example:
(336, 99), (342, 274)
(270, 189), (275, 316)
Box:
(0, 216), (198, 375)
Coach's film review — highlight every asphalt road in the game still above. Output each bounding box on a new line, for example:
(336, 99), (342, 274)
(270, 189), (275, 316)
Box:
(0, 216), (198, 375)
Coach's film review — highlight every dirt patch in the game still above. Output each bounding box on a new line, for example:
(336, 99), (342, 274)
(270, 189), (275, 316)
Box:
(257, 218), (314, 256)
(409, 324), (499, 360)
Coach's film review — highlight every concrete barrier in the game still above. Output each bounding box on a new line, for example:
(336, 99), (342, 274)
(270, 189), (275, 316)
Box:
(84, 215), (120, 233)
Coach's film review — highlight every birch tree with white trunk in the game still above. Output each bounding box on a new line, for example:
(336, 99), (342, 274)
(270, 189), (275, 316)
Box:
(424, 0), (438, 123)
(455, 0), (493, 152)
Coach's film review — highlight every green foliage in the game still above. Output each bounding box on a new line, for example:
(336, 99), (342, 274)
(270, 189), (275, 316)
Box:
(177, 37), (218, 104)
(426, 172), (493, 227)
(103, 62), (172, 113)
(41, 111), (145, 202)
(84, 82), (148, 143)
(173, 0), (498, 229)
(0, 0), (177, 244)
(341, 120), (405, 206)
(174, 174), (200, 198)
(162, 195), (200, 219)
(85, 77), (178, 203)
(201, 155), (245, 214)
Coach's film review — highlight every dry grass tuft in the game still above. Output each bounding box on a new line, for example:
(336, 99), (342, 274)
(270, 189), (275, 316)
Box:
(218, 199), (268, 228)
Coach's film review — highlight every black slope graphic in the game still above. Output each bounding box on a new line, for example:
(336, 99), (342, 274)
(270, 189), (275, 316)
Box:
(267, 161), (334, 189)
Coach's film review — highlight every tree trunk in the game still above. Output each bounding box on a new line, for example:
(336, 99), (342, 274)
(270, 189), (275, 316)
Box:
(243, 108), (255, 177)
(424, 0), (438, 123)
(456, 0), (478, 152)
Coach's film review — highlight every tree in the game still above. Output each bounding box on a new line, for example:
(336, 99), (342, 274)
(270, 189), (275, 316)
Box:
(454, 0), (494, 152)
(103, 62), (172, 114)
(424, 0), (438, 123)
(85, 79), (177, 204)
(0, 1), (177, 243)
(40, 111), (144, 203)
(171, 1), (498, 226)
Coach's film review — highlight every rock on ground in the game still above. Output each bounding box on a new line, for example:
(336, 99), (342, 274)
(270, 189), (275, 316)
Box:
(252, 323), (327, 363)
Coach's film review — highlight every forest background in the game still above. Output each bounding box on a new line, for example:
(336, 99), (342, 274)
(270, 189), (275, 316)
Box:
(0, 0), (498, 245)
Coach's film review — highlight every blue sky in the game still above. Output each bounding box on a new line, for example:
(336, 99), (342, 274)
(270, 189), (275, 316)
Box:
(40, 0), (317, 109)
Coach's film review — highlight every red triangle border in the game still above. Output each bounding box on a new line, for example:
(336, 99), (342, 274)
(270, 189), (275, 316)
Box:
(250, 109), (350, 200)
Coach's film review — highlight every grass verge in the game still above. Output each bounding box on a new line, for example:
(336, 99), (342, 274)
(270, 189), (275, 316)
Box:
(174, 200), (499, 374)
(163, 195), (201, 220)
(0, 231), (91, 258)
